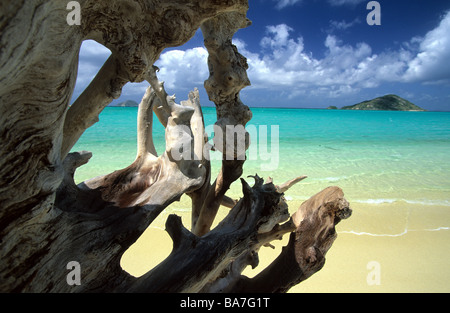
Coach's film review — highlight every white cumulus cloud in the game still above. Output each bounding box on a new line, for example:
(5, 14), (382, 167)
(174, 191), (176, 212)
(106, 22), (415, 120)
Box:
(73, 11), (450, 105)
(233, 11), (450, 99)
(155, 47), (209, 90)
(273, 0), (303, 10)
(403, 11), (450, 84)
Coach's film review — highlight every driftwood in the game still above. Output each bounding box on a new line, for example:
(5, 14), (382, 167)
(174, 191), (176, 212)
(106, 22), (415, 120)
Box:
(0, 0), (351, 293)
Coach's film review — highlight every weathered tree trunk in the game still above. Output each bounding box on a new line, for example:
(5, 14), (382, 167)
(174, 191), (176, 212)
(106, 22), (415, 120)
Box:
(0, 0), (351, 293)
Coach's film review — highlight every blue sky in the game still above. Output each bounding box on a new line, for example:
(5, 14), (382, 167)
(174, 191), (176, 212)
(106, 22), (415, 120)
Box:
(74, 0), (450, 111)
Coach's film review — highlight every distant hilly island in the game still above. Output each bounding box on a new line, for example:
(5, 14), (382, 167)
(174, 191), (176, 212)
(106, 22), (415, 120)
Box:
(111, 94), (426, 111)
(109, 100), (139, 107)
(328, 94), (426, 111)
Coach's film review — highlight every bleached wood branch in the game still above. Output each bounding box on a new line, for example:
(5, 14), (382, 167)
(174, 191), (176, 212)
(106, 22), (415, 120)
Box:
(61, 55), (128, 158)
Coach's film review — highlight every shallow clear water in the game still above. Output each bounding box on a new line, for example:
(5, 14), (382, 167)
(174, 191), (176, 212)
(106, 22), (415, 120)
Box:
(72, 107), (450, 206)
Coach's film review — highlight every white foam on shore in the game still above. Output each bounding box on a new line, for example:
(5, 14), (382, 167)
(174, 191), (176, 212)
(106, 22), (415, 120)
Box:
(340, 227), (449, 238)
(352, 198), (450, 206)
(354, 198), (397, 204)
(315, 176), (349, 182)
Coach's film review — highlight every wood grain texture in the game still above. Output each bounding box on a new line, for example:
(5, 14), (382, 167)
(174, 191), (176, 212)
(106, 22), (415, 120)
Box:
(0, 0), (351, 293)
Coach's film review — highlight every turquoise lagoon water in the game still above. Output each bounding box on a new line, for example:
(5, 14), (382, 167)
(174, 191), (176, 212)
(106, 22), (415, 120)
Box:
(72, 107), (450, 290)
(72, 107), (450, 208)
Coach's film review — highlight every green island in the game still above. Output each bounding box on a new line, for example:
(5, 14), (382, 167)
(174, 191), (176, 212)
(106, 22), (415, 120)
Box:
(339, 94), (426, 111)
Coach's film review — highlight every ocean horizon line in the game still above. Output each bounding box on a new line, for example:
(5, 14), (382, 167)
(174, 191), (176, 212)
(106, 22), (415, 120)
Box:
(105, 104), (450, 112)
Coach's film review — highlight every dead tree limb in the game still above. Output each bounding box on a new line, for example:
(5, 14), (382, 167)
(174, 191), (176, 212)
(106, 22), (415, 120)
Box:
(61, 55), (129, 158)
(127, 176), (293, 292)
(191, 12), (253, 236)
(0, 0), (352, 293)
(212, 186), (352, 293)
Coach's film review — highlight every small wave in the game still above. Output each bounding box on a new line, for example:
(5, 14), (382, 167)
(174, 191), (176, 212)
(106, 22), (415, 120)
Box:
(353, 199), (397, 204)
(316, 176), (348, 182)
(424, 227), (450, 232)
(340, 230), (407, 237)
(340, 227), (449, 237)
(353, 199), (450, 206)
(405, 199), (450, 206)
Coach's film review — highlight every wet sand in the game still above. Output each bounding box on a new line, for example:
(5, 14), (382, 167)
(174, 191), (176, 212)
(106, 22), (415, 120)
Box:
(120, 197), (450, 293)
